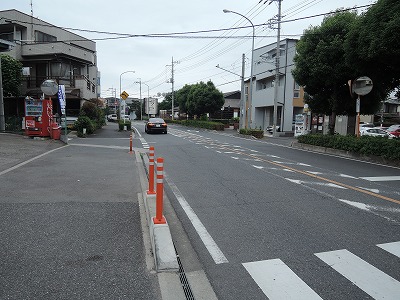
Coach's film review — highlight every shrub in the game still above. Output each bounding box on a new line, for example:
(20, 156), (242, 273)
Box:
(79, 101), (105, 129)
(298, 134), (400, 161)
(74, 116), (95, 137)
(239, 128), (264, 139)
(118, 120), (132, 131)
(173, 119), (225, 131)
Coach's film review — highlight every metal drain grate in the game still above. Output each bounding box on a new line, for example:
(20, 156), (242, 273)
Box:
(176, 250), (195, 300)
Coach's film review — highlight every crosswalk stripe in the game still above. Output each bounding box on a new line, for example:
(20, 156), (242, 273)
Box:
(360, 176), (400, 182)
(315, 249), (400, 300)
(243, 259), (323, 300)
(377, 241), (400, 258)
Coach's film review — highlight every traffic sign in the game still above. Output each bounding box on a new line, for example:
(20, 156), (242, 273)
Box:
(120, 91), (129, 100)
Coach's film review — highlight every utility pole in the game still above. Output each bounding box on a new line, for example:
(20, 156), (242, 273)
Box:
(272, 0), (282, 137)
(240, 54), (246, 129)
(167, 57), (179, 120)
(171, 57), (174, 120)
(0, 58), (4, 131)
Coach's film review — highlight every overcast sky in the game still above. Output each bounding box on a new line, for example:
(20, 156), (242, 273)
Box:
(2, 0), (375, 99)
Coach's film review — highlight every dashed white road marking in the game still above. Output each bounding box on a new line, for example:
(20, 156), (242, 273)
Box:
(357, 187), (380, 194)
(285, 178), (347, 189)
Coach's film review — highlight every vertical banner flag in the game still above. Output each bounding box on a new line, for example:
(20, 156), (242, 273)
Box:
(58, 85), (66, 115)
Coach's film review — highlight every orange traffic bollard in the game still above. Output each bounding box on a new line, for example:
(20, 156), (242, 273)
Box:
(147, 146), (156, 195)
(129, 133), (133, 154)
(153, 157), (166, 224)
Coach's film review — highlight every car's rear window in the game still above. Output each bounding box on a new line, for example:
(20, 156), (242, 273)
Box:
(149, 118), (165, 123)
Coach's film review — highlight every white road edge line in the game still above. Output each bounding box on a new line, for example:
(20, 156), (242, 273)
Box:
(0, 145), (68, 176)
(164, 174), (229, 264)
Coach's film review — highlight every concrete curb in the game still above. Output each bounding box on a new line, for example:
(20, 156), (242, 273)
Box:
(144, 193), (179, 272)
(136, 151), (179, 272)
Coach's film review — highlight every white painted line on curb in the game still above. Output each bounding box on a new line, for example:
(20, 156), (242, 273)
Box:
(164, 174), (229, 265)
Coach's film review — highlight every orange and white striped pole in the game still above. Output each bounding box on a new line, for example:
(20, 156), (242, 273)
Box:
(129, 133), (133, 154)
(147, 146), (156, 195)
(153, 157), (166, 224)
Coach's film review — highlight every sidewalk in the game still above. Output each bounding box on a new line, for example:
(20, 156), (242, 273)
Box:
(0, 128), (162, 299)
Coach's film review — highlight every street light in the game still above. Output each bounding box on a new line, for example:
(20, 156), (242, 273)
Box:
(120, 70), (135, 119)
(223, 9), (255, 129)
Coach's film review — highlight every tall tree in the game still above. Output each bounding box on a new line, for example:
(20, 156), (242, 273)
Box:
(186, 81), (224, 117)
(292, 10), (362, 134)
(345, 0), (400, 98)
(1, 54), (23, 97)
(158, 92), (174, 111)
(176, 84), (192, 113)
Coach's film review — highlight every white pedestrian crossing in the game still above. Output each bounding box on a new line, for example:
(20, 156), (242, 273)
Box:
(377, 241), (400, 258)
(242, 242), (400, 300)
(243, 259), (323, 300)
(315, 249), (400, 300)
(360, 176), (400, 182)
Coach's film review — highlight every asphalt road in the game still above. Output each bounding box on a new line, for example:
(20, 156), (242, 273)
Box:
(0, 125), (161, 300)
(133, 121), (400, 300)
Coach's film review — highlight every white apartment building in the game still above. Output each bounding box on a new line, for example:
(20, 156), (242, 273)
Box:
(247, 38), (304, 134)
(0, 9), (100, 117)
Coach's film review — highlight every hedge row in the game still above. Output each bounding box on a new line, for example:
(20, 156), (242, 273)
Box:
(168, 119), (225, 130)
(239, 128), (264, 139)
(297, 134), (400, 161)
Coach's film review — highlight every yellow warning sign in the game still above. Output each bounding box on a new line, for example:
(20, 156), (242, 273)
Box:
(120, 91), (129, 100)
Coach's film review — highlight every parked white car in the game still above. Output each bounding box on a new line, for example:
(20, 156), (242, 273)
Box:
(107, 114), (118, 122)
(360, 127), (395, 138)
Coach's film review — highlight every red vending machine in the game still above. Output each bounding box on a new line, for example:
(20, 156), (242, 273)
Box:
(24, 96), (53, 137)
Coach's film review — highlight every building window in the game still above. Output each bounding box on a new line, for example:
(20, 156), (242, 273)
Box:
(294, 82), (300, 98)
(35, 31), (57, 42)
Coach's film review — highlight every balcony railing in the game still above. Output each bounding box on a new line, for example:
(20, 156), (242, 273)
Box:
(21, 75), (96, 99)
(21, 42), (95, 64)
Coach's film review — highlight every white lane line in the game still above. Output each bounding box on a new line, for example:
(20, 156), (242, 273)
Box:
(164, 175), (229, 264)
(0, 145), (67, 176)
(357, 187), (380, 193)
(377, 241), (400, 258)
(339, 174), (357, 179)
(243, 259), (323, 300)
(315, 249), (400, 300)
(285, 179), (347, 189)
(338, 199), (400, 224)
(252, 165), (264, 169)
(361, 176), (400, 182)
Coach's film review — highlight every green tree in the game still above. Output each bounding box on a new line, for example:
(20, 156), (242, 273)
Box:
(186, 81), (224, 117)
(158, 92), (174, 111)
(176, 84), (192, 113)
(79, 101), (104, 129)
(1, 54), (23, 97)
(292, 10), (361, 134)
(345, 0), (400, 98)
(127, 100), (142, 119)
